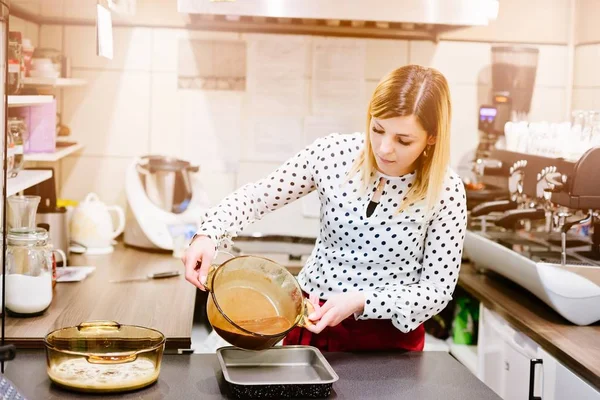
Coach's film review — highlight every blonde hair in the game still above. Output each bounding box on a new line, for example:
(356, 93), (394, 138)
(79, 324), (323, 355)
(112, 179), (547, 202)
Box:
(348, 65), (452, 213)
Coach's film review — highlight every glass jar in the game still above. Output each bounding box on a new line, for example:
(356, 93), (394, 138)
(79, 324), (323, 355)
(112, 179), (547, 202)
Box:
(8, 117), (27, 178)
(7, 31), (24, 95)
(5, 228), (55, 317)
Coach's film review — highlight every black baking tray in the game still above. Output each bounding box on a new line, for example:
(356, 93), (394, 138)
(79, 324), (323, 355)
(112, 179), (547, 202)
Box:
(217, 346), (338, 399)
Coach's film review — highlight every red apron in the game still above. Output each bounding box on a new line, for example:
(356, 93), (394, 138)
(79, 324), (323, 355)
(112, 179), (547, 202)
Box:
(283, 294), (425, 352)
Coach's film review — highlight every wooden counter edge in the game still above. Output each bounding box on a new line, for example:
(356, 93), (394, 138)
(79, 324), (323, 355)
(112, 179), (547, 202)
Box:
(458, 263), (600, 390)
(3, 337), (192, 352)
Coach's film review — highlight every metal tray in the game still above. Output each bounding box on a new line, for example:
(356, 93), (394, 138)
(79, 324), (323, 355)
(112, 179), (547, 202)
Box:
(217, 346), (338, 399)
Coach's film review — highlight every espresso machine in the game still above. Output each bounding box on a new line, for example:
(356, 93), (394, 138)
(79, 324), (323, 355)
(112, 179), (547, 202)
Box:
(464, 148), (600, 326)
(475, 46), (540, 159)
(465, 46), (540, 210)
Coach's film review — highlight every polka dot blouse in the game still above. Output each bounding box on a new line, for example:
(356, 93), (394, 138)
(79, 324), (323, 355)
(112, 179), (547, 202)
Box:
(197, 133), (467, 333)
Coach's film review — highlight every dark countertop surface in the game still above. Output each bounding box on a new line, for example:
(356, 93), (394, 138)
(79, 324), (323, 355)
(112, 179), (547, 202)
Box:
(4, 350), (500, 400)
(459, 262), (600, 390)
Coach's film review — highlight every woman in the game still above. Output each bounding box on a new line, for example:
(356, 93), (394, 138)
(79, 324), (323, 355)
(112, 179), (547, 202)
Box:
(183, 64), (467, 352)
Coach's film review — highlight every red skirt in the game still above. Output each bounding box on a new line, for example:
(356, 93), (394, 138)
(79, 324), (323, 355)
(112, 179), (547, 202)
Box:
(283, 295), (425, 352)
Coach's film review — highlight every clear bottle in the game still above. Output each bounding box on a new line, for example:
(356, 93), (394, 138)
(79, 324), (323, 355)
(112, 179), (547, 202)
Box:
(8, 117), (26, 178)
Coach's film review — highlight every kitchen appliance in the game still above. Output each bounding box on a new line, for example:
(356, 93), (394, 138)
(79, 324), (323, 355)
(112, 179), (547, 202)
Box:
(178, 0), (499, 41)
(217, 346), (339, 399)
(464, 148), (600, 325)
(470, 46), (539, 166)
(44, 321), (165, 393)
(206, 254), (315, 350)
(491, 46), (539, 128)
(69, 193), (125, 255)
(124, 155), (209, 251)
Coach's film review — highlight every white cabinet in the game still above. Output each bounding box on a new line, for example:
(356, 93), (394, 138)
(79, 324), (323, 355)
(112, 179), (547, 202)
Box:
(477, 305), (600, 400)
(535, 347), (600, 400)
(477, 305), (540, 399)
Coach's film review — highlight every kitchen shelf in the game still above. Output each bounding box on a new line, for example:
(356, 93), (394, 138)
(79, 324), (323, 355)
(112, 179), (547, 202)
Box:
(7, 169), (52, 196)
(7, 95), (54, 107)
(23, 77), (87, 88)
(447, 338), (478, 375)
(24, 142), (83, 162)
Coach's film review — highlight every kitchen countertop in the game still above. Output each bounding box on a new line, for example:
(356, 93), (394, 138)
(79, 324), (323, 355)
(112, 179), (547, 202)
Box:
(459, 263), (600, 389)
(4, 350), (500, 400)
(4, 243), (196, 351)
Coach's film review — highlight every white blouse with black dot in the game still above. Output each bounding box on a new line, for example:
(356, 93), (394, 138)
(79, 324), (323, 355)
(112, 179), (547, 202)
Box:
(197, 133), (467, 333)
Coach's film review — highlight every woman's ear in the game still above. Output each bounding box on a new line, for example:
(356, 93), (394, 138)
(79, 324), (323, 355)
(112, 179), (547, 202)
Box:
(427, 135), (437, 146)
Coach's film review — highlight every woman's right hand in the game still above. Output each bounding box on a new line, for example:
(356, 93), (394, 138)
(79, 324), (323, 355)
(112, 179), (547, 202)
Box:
(182, 235), (216, 290)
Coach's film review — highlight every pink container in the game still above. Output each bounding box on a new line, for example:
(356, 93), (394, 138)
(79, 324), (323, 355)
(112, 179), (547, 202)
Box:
(16, 100), (57, 153)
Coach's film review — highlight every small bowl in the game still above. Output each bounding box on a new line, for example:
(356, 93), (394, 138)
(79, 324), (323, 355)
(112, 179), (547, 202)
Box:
(44, 321), (165, 393)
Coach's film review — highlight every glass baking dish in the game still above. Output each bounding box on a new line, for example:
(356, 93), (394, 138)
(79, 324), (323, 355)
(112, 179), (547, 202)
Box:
(43, 321), (165, 393)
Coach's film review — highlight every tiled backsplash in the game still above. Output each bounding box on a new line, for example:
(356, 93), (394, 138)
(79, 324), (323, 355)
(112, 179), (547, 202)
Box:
(28, 22), (570, 238)
(573, 44), (600, 110)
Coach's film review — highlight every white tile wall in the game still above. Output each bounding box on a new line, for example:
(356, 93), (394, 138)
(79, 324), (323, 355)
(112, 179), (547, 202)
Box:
(64, 26), (152, 71)
(529, 87), (567, 122)
(39, 25), (63, 51)
(410, 41), (492, 86)
(574, 44), (600, 88)
(9, 16), (25, 35)
(62, 70), (151, 157)
(571, 44), (600, 112)
(199, 170), (237, 207)
(447, 84), (484, 169)
(150, 72), (182, 157)
(60, 155), (134, 209)
(24, 21), (39, 47)
(572, 88), (600, 110)
(364, 39), (409, 81)
(536, 45), (569, 87)
(152, 29), (241, 73)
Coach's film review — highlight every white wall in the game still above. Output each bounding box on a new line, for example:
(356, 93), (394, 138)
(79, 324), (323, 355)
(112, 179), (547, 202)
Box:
(572, 0), (600, 111)
(26, 0), (571, 238)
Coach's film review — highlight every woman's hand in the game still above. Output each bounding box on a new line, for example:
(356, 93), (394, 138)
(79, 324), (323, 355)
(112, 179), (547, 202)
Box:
(305, 292), (365, 334)
(182, 235), (216, 290)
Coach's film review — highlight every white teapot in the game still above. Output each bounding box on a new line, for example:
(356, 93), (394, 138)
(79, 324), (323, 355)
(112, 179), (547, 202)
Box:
(69, 193), (125, 254)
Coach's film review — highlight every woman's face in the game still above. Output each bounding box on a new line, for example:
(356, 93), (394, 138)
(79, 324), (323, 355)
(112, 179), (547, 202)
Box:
(369, 115), (435, 176)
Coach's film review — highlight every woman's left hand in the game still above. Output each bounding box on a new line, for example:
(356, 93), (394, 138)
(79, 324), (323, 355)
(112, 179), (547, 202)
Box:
(305, 292), (365, 334)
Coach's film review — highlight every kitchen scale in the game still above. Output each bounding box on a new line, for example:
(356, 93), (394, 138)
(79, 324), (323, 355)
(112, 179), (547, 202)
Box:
(124, 156), (210, 251)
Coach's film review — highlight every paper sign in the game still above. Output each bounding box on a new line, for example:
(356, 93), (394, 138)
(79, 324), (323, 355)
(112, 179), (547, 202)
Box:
(96, 3), (114, 60)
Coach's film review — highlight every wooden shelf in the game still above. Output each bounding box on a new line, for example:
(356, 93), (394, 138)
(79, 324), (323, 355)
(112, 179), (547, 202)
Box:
(24, 143), (83, 162)
(23, 77), (86, 88)
(7, 95), (54, 107)
(7, 169), (52, 196)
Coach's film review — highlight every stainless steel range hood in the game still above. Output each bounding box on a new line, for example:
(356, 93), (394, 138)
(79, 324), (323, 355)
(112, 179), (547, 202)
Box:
(178, 0), (499, 41)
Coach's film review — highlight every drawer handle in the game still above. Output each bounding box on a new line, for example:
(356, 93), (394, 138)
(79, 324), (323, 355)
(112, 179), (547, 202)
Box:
(529, 358), (543, 400)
